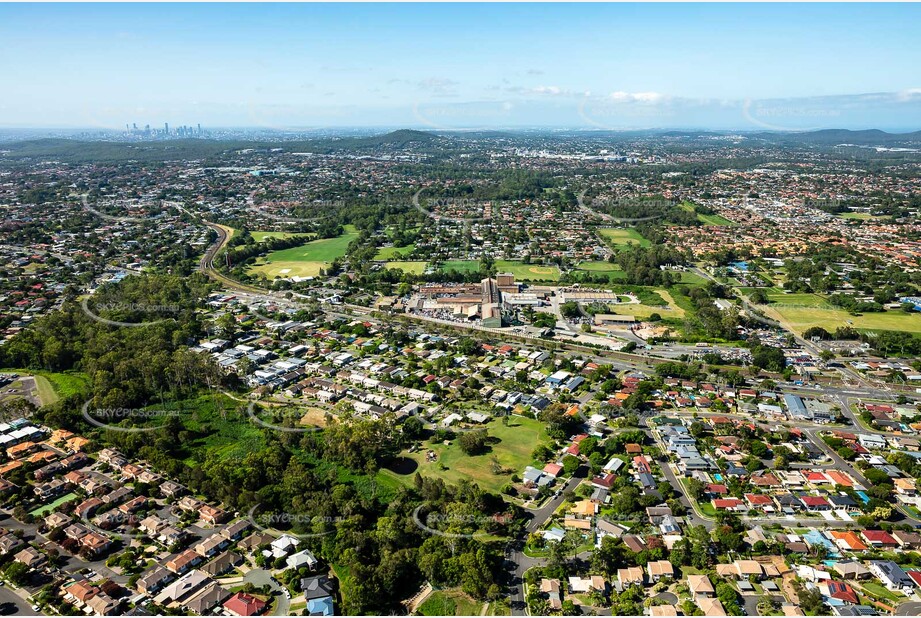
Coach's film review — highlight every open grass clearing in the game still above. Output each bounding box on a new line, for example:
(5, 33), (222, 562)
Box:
(251, 231), (313, 243)
(374, 244), (416, 260)
(248, 225), (358, 279)
(384, 261), (428, 275)
(439, 260), (481, 274)
(416, 589), (483, 616)
(30, 492), (79, 517)
(495, 260), (560, 281)
(597, 227), (651, 248)
(381, 416), (550, 494)
(765, 304), (921, 335)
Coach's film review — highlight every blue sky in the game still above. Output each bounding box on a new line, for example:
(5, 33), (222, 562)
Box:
(1, 3), (919, 130)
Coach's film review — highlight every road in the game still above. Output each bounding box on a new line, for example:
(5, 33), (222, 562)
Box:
(243, 569), (290, 616)
(0, 585), (36, 615)
(507, 466), (587, 615)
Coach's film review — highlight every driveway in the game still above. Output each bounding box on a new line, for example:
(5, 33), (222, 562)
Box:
(243, 569), (290, 616)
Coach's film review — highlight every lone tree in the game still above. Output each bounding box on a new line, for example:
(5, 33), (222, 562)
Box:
(458, 429), (490, 455)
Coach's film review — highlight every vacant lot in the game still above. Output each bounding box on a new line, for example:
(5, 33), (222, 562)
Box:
(249, 225), (358, 279)
(597, 227), (651, 248)
(382, 416), (550, 493)
(417, 589), (482, 616)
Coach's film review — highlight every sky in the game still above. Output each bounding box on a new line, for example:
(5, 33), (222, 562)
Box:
(1, 3), (920, 131)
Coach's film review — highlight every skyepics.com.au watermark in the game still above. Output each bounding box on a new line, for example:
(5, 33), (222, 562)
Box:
(411, 506), (512, 540)
(80, 297), (182, 328)
(247, 504), (346, 539)
(81, 400), (183, 433)
(577, 94), (676, 131)
(78, 508), (138, 542)
(741, 98), (841, 131)
(246, 402), (323, 434)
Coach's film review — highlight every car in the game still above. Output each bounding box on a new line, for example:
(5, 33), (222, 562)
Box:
(30, 605), (40, 612)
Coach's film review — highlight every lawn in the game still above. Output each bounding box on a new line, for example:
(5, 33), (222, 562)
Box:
(576, 261), (624, 276)
(678, 202), (735, 226)
(495, 260), (560, 281)
(746, 287), (921, 334)
(439, 260), (481, 274)
(375, 244), (416, 260)
(839, 212), (889, 221)
(249, 225), (358, 279)
(381, 416), (550, 494)
(30, 492), (79, 517)
(251, 231), (312, 243)
(597, 228), (651, 248)
(384, 261), (428, 275)
(618, 289), (687, 319)
(696, 212), (735, 226)
(859, 582), (902, 604)
(678, 271), (709, 286)
(417, 589), (483, 616)
(763, 289), (832, 308)
(436, 260), (560, 280)
(766, 304), (921, 335)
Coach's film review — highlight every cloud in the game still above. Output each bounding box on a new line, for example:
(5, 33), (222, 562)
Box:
(606, 91), (668, 104)
(504, 85), (582, 97)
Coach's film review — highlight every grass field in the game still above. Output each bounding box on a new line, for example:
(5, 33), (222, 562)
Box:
(576, 261), (624, 276)
(742, 288), (921, 334)
(618, 289), (687, 319)
(495, 260), (560, 281)
(597, 227), (651, 248)
(766, 304), (921, 335)
(30, 492), (79, 517)
(249, 225), (358, 279)
(438, 260), (561, 280)
(840, 212), (889, 221)
(678, 271), (709, 286)
(384, 261), (428, 274)
(251, 231), (312, 243)
(763, 289), (831, 307)
(696, 212), (735, 226)
(439, 260), (481, 274)
(417, 590), (482, 616)
(374, 244), (416, 260)
(380, 416), (550, 493)
(678, 202), (735, 226)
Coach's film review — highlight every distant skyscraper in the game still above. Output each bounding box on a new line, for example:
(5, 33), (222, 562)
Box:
(164, 122), (169, 135)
